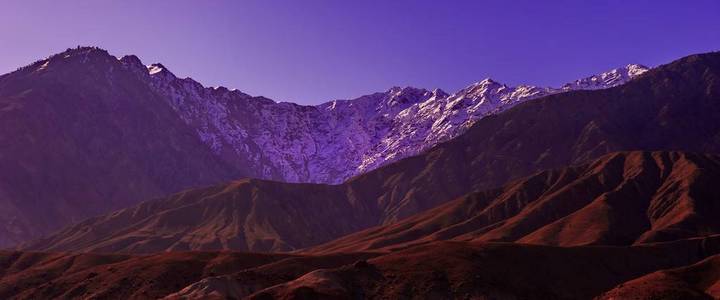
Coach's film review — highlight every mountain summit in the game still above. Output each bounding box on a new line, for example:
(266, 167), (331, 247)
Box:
(132, 49), (649, 184)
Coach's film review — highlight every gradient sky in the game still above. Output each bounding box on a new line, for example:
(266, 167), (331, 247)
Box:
(1, 1), (719, 104)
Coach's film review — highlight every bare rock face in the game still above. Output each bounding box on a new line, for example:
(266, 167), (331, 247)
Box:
(138, 58), (648, 184)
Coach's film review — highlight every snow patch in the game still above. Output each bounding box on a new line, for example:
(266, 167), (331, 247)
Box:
(36, 60), (50, 71)
(121, 57), (649, 184)
(147, 65), (164, 75)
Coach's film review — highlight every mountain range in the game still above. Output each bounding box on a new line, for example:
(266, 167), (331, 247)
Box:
(0, 47), (647, 247)
(139, 57), (647, 184)
(22, 51), (720, 254)
(2, 48), (720, 299)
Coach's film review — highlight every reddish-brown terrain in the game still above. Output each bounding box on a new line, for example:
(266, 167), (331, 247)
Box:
(15, 150), (720, 299)
(308, 151), (720, 253)
(3, 236), (720, 299)
(25, 150), (720, 254)
(249, 238), (720, 300)
(0, 248), (380, 299)
(598, 254), (720, 299)
(23, 179), (380, 253)
(0, 250), (292, 299)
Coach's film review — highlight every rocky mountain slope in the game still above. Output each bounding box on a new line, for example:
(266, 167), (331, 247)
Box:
(4, 236), (720, 299)
(24, 51), (720, 253)
(136, 56), (647, 184)
(23, 178), (377, 253)
(245, 238), (720, 300)
(25, 149), (720, 255)
(0, 48), (238, 247)
(0, 47), (647, 247)
(306, 151), (720, 254)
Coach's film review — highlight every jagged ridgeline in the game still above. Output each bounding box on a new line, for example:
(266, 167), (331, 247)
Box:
(0, 47), (648, 246)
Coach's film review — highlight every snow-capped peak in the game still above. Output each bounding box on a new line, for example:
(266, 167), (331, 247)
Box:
(477, 77), (501, 85)
(117, 53), (650, 184)
(383, 87), (432, 110)
(562, 64), (650, 91)
(626, 64), (650, 77)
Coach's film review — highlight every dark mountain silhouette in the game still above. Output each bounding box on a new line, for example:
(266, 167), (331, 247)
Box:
(0, 47), (241, 246)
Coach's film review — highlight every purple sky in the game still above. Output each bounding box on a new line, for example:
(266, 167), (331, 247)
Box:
(1, 1), (719, 104)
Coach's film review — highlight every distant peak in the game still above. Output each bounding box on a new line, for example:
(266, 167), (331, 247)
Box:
(626, 63), (649, 69)
(387, 86), (404, 93)
(476, 78), (501, 86)
(603, 64), (650, 76)
(60, 46), (110, 57)
(119, 55), (144, 68)
(383, 86), (433, 108)
(120, 55), (142, 64)
(561, 63), (651, 91)
(386, 86), (422, 96)
(432, 88), (449, 98)
(462, 78), (506, 93)
(624, 64), (650, 76)
(210, 86), (231, 94)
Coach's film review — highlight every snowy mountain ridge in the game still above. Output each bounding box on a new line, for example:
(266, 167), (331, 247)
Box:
(115, 52), (648, 183)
